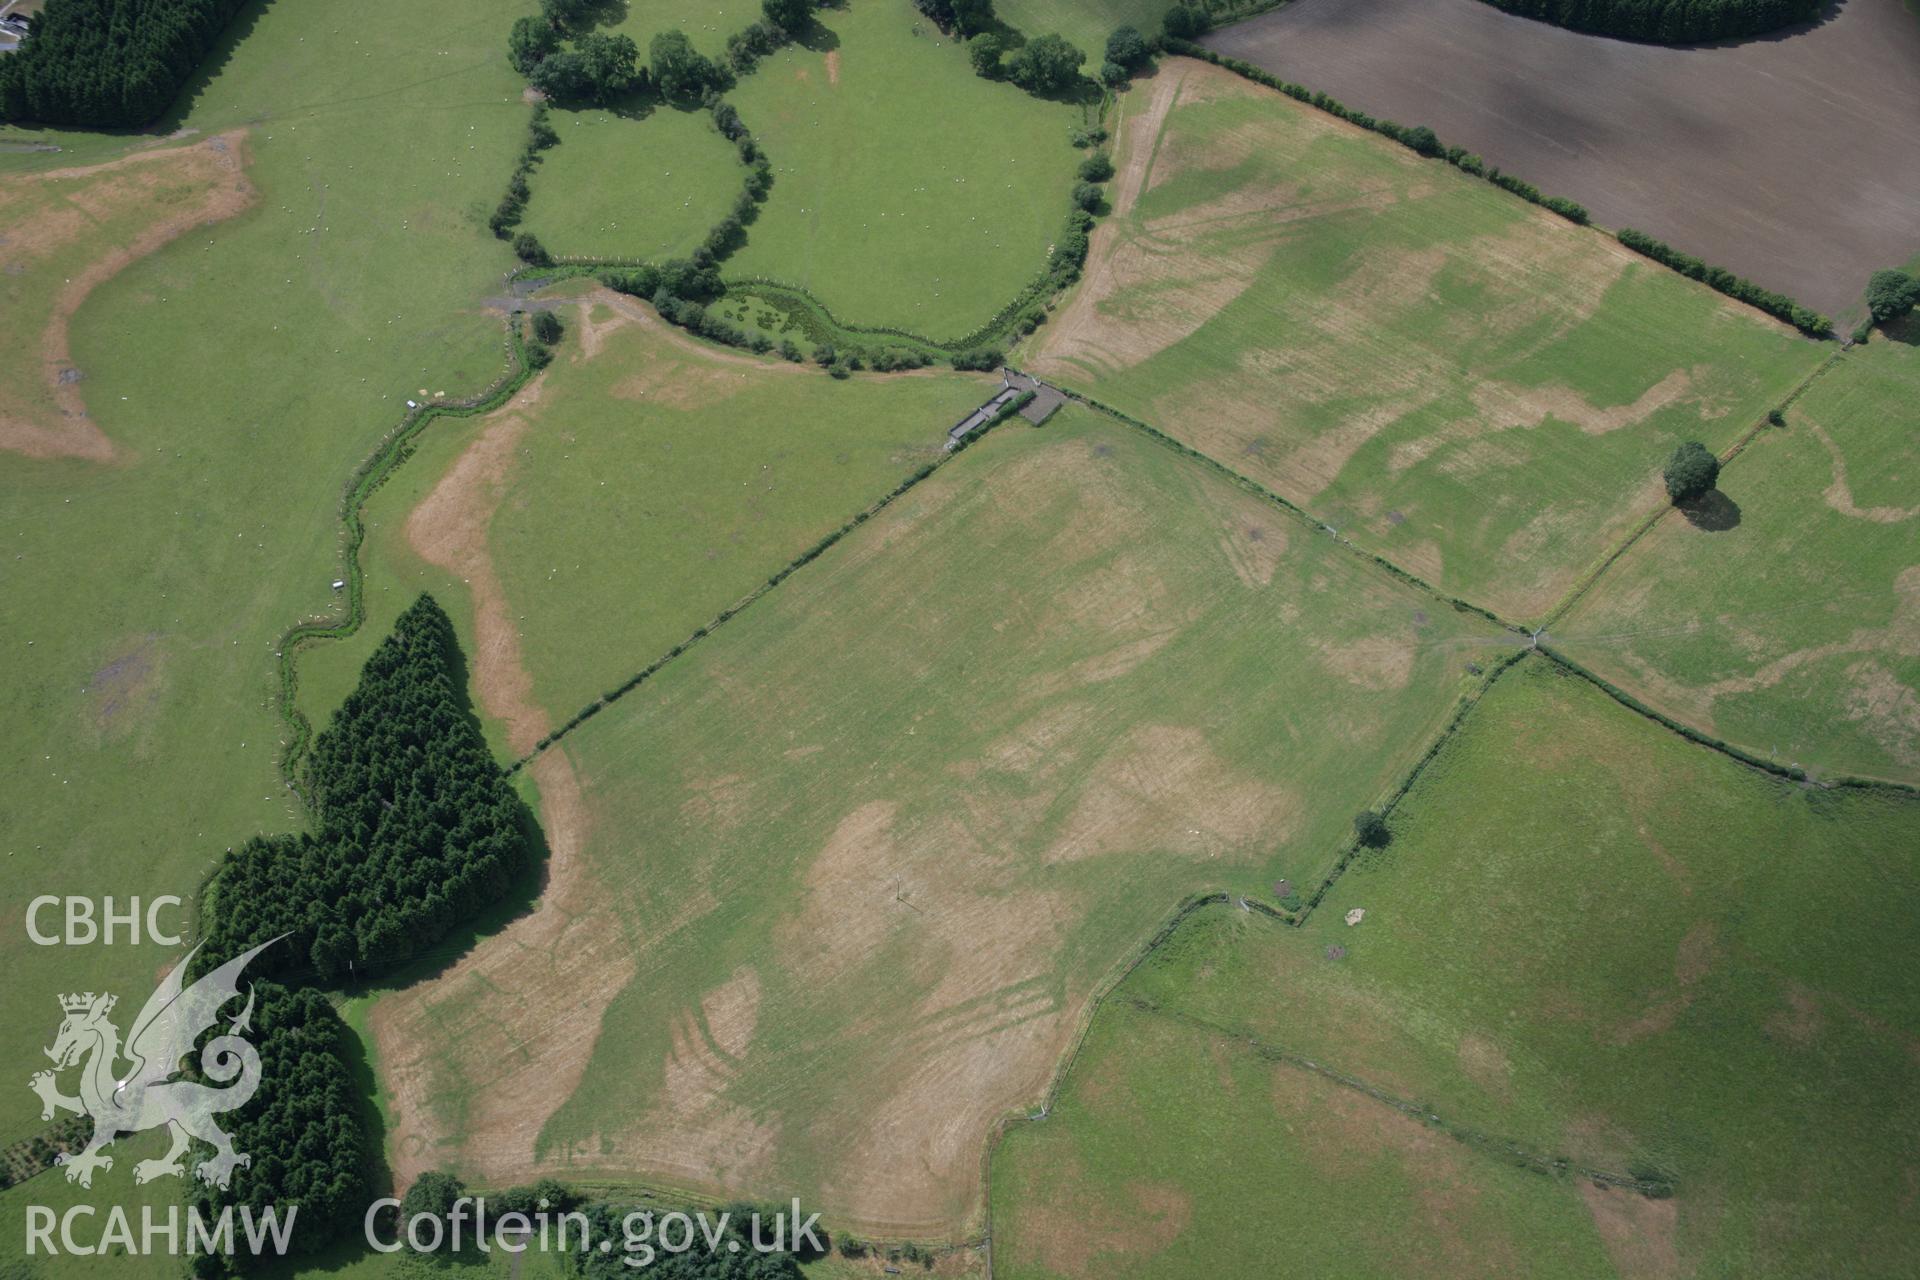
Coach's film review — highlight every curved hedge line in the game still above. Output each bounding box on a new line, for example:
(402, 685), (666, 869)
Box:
(1479, 0), (1821, 44)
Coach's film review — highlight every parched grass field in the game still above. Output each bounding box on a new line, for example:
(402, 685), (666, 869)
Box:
(296, 285), (999, 743)
(1556, 333), (1920, 784)
(1025, 59), (1825, 622)
(517, 101), (745, 261)
(994, 658), (1920, 1277)
(722, 0), (1084, 338)
(0, 0), (531, 1151)
(365, 403), (1509, 1235)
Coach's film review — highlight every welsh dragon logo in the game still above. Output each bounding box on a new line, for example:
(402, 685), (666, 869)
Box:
(28, 938), (280, 1190)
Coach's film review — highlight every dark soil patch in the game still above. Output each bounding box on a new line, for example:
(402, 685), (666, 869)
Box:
(1203, 0), (1920, 320)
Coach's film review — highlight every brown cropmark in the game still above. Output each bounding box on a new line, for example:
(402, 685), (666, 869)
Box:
(0, 131), (254, 463)
(1579, 1182), (1683, 1279)
(1809, 420), (1920, 524)
(1266, 1061), (1529, 1275)
(373, 372), (643, 1189)
(1008, 1153), (1195, 1277)
(1042, 723), (1301, 864)
(1611, 920), (1718, 1047)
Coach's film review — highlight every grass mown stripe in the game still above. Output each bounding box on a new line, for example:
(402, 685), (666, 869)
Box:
(508, 410), (1014, 772)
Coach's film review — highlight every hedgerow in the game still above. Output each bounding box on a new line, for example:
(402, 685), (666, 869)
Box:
(1616, 227), (1830, 335)
(1165, 40), (1829, 335)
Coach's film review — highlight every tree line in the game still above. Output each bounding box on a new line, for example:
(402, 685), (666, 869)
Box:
(1480, 0), (1821, 43)
(0, 0), (248, 126)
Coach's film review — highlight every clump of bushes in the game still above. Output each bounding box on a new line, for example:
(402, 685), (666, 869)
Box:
(1354, 809), (1391, 849)
(951, 347), (1004, 371)
(1865, 268), (1919, 325)
(1007, 33), (1086, 96)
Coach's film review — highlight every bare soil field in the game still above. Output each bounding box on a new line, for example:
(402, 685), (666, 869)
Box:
(1203, 0), (1920, 320)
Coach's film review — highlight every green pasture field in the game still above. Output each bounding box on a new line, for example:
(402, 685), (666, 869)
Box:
(296, 287), (999, 732)
(1556, 333), (1920, 784)
(722, 0), (1085, 338)
(990, 978), (1616, 1279)
(995, 658), (1920, 1276)
(378, 402), (1508, 1235)
(0, 0), (533, 1151)
(517, 100), (745, 262)
(1024, 59), (1825, 621)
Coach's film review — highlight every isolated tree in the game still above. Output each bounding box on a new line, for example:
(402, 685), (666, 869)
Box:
(1865, 269), (1920, 324)
(1007, 33), (1085, 95)
(650, 29), (720, 99)
(762, 0), (813, 36)
(951, 0), (996, 36)
(508, 15), (559, 74)
(1354, 810), (1391, 849)
(1106, 25), (1149, 68)
(532, 310), (565, 344)
(968, 32), (1007, 78)
(1663, 440), (1721, 504)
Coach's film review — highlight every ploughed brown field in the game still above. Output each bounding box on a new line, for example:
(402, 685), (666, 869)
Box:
(1202, 0), (1920, 321)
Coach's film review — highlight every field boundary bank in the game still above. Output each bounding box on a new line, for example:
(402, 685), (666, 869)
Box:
(506, 412), (1013, 772)
(1539, 348), (1845, 631)
(1129, 992), (1676, 1195)
(1020, 373), (1531, 636)
(1539, 647), (1920, 794)
(271, 316), (536, 804)
(977, 890), (1235, 1273)
(1161, 44), (1834, 337)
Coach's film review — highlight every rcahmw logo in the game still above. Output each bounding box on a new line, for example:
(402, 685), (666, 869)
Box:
(23, 935), (298, 1259)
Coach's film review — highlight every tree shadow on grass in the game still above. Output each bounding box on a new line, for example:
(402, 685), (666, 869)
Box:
(1680, 488), (1742, 531)
(796, 18), (843, 54)
(1881, 313), (1920, 346)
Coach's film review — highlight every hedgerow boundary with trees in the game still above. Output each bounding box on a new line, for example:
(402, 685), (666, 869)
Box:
(492, 0), (1112, 371)
(1161, 32), (1834, 338)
